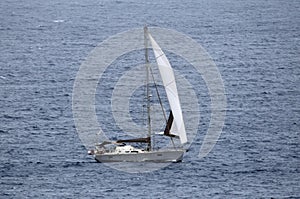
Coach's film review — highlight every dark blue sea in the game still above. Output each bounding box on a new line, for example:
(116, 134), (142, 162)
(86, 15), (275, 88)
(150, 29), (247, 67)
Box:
(1, 0), (299, 198)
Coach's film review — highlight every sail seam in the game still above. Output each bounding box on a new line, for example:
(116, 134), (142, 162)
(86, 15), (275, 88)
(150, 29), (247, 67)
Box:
(165, 79), (176, 88)
(155, 53), (165, 60)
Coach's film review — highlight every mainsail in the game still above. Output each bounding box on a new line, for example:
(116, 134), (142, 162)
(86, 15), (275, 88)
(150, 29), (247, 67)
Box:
(147, 31), (187, 144)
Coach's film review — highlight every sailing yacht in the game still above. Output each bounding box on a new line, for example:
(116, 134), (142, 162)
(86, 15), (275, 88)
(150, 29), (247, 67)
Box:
(89, 26), (187, 162)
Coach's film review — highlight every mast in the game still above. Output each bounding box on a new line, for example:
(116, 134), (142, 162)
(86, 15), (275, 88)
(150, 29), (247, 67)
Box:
(144, 26), (152, 151)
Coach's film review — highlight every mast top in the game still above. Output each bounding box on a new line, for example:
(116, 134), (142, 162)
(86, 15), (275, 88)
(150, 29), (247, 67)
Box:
(144, 25), (148, 31)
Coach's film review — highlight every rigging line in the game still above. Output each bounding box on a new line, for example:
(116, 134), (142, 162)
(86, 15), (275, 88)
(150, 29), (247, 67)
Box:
(149, 66), (167, 123)
(170, 137), (176, 150)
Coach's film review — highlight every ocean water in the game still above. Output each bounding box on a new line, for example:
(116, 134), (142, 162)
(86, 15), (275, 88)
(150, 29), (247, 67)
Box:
(1, 0), (299, 198)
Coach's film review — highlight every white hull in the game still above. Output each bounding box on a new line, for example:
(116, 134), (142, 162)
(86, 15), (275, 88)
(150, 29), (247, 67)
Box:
(94, 149), (185, 163)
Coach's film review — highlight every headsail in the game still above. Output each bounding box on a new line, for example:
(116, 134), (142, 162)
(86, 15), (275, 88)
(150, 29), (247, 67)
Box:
(147, 30), (187, 144)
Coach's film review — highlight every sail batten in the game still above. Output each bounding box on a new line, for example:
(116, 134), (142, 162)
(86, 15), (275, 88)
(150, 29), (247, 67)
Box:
(147, 31), (187, 144)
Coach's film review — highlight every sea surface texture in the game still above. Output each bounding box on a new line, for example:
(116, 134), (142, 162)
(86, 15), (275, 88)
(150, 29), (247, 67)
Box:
(0, 0), (299, 198)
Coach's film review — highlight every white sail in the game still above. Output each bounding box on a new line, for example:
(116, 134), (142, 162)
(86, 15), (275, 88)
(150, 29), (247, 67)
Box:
(147, 32), (187, 144)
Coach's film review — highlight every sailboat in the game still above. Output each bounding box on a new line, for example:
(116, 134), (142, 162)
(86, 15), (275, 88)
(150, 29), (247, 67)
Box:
(89, 26), (187, 162)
